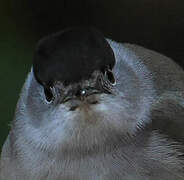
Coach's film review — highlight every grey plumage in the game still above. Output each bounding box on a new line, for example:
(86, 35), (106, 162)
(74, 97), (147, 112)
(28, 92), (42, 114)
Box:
(1, 30), (184, 180)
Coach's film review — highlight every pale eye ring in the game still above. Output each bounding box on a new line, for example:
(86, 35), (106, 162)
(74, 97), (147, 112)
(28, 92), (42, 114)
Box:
(44, 87), (54, 103)
(105, 69), (116, 86)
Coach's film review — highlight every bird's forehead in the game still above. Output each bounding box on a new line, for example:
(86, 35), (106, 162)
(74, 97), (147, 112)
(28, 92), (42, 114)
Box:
(33, 27), (115, 88)
(53, 70), (101, 90)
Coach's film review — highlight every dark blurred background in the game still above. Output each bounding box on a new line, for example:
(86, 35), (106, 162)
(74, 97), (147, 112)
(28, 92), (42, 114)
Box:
(0, 0), (184, 149)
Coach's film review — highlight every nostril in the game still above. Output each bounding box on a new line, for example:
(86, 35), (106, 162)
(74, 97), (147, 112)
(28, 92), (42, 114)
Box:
(69, 105), (78, 111)
(75, 89), (81, 97)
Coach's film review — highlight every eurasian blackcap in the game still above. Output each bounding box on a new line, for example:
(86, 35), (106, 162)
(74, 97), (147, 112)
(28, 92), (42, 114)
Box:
(1, 27), (184, 180)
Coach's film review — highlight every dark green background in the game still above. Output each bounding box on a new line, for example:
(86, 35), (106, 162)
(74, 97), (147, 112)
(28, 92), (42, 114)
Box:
(0, 0), (184, 149)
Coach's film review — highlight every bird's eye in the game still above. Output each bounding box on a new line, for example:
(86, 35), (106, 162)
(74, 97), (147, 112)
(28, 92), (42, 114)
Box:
(105, 69), (116, 85)
(44, 87), (53, 102)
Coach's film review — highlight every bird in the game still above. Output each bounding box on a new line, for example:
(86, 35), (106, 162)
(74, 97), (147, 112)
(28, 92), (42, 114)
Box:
(1, 27), (184, 180)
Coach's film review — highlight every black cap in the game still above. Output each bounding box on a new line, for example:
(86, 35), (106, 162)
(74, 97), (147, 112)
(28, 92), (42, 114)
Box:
(33, 27), (115, 88)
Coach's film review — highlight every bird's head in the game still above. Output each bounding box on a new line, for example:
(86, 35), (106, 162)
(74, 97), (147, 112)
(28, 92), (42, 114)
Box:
(15, 27), (154, 153)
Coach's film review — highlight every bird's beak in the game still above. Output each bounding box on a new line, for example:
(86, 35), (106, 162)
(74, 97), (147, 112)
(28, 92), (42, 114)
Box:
(62, 87), (101, 103)
(60, 73), (114, 104)
(77, 88), (101, 101)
